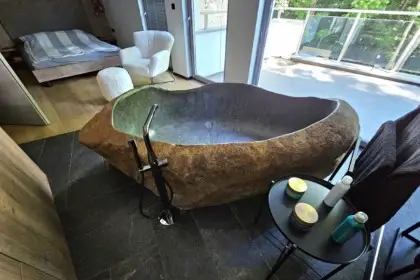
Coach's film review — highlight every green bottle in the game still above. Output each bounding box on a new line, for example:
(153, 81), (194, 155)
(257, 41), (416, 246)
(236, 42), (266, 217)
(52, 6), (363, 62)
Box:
(331, 212), (368, 244)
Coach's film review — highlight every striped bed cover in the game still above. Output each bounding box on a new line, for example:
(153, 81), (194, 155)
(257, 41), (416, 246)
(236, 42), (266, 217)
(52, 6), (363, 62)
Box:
(19, 29), (120, 69)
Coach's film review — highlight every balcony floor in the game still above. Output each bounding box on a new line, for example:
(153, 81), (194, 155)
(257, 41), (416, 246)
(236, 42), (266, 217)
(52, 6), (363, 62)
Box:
(258, 60), (420, 140)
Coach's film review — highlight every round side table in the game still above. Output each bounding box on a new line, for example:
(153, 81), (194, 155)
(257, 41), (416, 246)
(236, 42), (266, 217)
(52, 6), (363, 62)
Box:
(266, 175), (370, 280)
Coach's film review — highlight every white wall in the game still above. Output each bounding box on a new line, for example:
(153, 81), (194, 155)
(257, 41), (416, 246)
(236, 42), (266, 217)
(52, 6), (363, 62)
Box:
(103, 0), (145, 48)
(224, 0), (265, 83)
(195, 30), (226, 77)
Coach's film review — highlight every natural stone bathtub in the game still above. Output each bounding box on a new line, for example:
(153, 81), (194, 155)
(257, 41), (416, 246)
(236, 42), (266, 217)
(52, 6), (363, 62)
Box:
(79, 83), (359, 209)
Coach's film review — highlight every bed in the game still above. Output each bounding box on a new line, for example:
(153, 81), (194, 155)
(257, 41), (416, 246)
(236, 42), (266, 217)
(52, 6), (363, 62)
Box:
(19, 29), (121, 83)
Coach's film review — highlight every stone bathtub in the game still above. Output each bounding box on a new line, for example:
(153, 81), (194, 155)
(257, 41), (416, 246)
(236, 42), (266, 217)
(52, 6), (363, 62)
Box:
(79, 83), (359, 209)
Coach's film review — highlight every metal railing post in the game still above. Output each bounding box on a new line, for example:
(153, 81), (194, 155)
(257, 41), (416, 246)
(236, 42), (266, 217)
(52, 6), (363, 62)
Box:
(392, 26), (420, 71)
(284, 7), (420, 17)
(386, 20), (415, 70)
(337, 12), (361, 62)
(204, 13), (208, 29)
(295, 10), (312, 54)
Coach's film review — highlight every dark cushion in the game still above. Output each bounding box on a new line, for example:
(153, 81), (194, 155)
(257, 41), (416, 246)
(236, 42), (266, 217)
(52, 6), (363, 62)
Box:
(353, 121), (396, 186)
(346, 121), (397, 231)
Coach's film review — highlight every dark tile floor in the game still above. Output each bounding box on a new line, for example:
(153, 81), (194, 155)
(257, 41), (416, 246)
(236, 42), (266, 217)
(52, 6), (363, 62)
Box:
(20, 132), (420, 280)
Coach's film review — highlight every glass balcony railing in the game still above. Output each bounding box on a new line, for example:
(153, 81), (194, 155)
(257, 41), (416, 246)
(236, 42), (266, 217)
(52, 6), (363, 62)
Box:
(198, 10), (228, 31)
(401, 44), (420, 75)
(278, 8), (420, 76)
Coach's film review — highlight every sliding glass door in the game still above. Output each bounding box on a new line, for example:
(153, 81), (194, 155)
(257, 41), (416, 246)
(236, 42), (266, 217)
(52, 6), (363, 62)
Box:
(188, 0), (228, 83)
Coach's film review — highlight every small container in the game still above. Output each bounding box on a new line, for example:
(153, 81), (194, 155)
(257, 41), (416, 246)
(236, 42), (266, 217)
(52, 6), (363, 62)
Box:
(285, 177), (308, 199)
(290, 202), (318, 232)
(324, 175), (353, 207)
(331, 212), (368, 244)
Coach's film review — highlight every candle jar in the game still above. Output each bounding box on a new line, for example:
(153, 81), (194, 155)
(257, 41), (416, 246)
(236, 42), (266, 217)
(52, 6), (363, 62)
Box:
(285, 177), (308, 199)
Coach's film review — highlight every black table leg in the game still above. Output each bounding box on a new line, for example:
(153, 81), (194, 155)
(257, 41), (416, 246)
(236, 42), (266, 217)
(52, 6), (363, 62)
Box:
(384, 253), (420, 280)
(253, 195), (265, 225)
(254, 181), (275, 225)
(266, 243), (297, 280)
(401, 222), (420, 246)
(384, 264), (418, 279)
(320, 263), (350, 280)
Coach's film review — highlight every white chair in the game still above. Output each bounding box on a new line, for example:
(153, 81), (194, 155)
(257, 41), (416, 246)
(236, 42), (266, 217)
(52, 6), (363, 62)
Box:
(119, 31), (175, 85)
(97, 67), (134, 101)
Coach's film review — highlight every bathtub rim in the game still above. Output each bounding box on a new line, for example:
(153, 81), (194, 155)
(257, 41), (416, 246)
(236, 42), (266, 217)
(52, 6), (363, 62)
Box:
(111, 83), (343, 147)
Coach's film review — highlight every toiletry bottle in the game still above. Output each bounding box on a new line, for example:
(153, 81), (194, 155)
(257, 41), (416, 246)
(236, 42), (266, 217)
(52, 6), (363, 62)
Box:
(331, 212), (368, 244)
(323, 175), (353, 207)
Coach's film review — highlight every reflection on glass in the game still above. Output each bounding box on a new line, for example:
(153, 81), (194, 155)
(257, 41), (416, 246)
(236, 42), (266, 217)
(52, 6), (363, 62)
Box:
(193, 0), (228, 82)
(397, 24), (420, 75)
(299, 15), (355, 60)
(297, 14), (417, 71)
(401, 44), (420, 75)
(342, 18), (411, 69)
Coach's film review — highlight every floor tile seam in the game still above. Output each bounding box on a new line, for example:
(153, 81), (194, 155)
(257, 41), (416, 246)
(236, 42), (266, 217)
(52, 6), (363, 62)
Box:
(190, 211), (224, 280)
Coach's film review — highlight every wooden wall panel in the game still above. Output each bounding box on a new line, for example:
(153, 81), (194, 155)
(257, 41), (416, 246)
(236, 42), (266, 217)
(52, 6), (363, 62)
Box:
(0, 253), (21, 280)
(0, 253), (61, 280)
(0, 128), (77, 280)
(22, 263), (58, 280)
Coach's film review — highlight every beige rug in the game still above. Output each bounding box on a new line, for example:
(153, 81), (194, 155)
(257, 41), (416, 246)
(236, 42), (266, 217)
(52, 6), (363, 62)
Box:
(132, 71), (175, 86)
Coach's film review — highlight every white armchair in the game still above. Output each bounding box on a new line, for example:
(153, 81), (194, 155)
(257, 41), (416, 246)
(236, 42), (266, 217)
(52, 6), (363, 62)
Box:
(120, 31), (175, 85)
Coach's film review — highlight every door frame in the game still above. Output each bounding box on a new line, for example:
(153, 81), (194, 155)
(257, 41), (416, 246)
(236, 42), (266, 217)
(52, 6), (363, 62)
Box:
(187, 0), (274, 85)
(250, 0), (275, 85)
(138, 0), (148, 31)
(186, 0), (225, 84)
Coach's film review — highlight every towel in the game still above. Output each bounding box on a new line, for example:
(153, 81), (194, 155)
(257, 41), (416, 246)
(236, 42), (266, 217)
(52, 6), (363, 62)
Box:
(347, 121), (396, 231)
(348, 106), (420, 232)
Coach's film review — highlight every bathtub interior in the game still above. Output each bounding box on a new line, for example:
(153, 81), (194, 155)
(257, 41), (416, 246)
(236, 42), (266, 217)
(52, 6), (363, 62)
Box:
(112, 84), (338, 145)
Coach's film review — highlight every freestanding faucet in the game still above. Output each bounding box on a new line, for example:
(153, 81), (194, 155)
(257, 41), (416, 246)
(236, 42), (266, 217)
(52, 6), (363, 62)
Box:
(128, 104), (174, 225)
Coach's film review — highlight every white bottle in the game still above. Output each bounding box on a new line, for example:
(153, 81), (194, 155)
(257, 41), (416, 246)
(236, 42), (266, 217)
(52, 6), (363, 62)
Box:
(323, 175), (353, 207)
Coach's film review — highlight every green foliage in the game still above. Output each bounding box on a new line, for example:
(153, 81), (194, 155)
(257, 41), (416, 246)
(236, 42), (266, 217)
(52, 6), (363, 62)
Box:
(387, 0), (419, 11)
(289, 0), (313, 7)
(275, 0), (419, 71)
(316, 29), (330, 39)
(274, 0), (289, 10)
(279, 0), (312, 19)
(315, 28), (330, 47)
(351, 0), (390, 9)
(358, 20), (405, 61)
(276, 0), (420, 10)
(315, 0), (353, 9)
